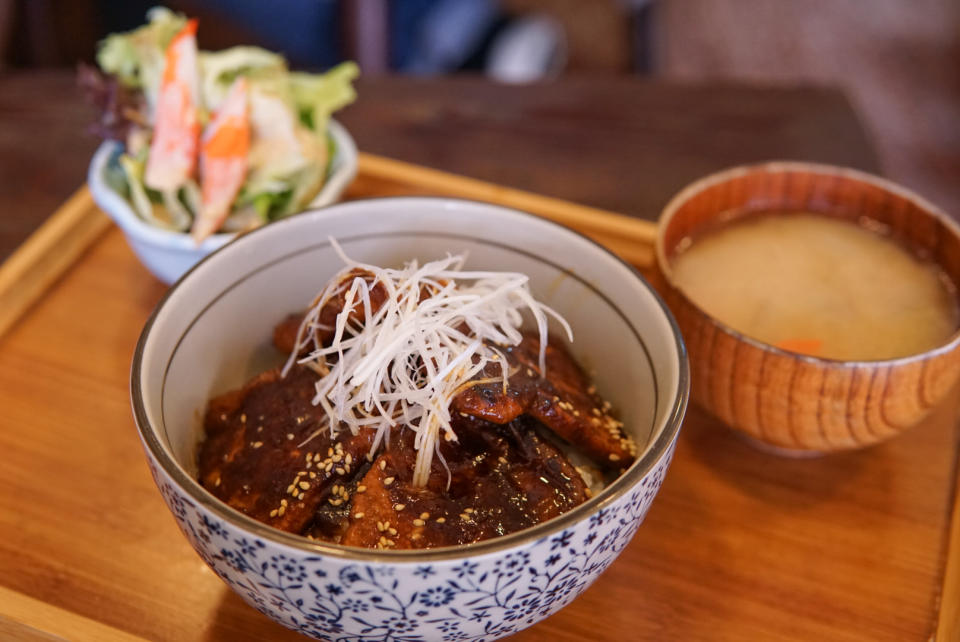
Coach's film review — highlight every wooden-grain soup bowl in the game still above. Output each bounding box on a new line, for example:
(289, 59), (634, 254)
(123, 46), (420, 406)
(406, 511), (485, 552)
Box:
(655, 162), (960, 453)
(132, 197), (689, 640)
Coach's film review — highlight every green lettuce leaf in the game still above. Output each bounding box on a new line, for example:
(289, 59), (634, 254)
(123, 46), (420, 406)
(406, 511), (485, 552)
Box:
(289, 61), (359, 135)
(198, 45), (287, 111)
(97, 7), (187, 113)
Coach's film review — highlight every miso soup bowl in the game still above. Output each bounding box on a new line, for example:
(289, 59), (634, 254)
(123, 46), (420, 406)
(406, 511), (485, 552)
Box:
(132, 198), (688, 640)
(656, 162), (960, 454)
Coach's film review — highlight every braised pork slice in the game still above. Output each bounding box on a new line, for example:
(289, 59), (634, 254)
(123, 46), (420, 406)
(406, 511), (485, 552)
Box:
(273, 269), (387, 355)
(341, 415), (589, 549)
(451, 333), (636, 469)
(198, 366), (374, 539)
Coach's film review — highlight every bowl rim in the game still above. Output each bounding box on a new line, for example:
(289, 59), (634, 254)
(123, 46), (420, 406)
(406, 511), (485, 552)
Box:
(132, 196), (690, 561)
(88, 118), (358, 252)
(655, 160), (960, 367)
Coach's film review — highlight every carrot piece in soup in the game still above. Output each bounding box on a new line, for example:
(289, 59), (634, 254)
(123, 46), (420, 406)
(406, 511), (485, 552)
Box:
(775, 337), (823, 356)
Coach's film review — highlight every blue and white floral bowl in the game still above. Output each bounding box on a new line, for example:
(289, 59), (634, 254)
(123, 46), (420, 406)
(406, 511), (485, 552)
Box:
(132, 198), (688, 640)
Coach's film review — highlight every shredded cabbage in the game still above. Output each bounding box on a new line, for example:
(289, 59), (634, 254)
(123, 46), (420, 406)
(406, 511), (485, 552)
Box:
(199, 46), (286, 112)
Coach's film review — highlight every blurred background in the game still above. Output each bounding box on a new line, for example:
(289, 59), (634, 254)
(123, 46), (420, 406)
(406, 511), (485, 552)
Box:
(0, 0), (958, 214)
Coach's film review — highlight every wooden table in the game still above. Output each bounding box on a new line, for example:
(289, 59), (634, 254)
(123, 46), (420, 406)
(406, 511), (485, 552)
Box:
(0, 71), (880, 262)
(3, 70), (957, 641)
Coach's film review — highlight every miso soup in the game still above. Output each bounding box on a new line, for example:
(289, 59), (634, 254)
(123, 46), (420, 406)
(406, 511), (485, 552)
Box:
(670, 213), (959, 360)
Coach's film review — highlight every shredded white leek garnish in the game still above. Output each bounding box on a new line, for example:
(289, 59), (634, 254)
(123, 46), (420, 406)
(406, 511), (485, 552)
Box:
(282, 239), (572, 487)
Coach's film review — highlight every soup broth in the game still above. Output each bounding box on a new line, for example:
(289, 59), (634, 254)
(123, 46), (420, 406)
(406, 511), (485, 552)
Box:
(670, 212), (959, 361)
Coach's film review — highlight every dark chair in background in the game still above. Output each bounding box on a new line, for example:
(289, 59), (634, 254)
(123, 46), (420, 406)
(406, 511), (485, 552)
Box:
(0, 0), (652, 76)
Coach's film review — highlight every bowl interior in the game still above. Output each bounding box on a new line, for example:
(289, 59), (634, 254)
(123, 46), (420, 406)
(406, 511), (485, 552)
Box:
(135, 198), (686, 549)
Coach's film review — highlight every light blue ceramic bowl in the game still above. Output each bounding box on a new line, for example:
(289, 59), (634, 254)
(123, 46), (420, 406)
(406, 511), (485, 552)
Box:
(132, 198), (688, 640)
(88, 119), (357, 284)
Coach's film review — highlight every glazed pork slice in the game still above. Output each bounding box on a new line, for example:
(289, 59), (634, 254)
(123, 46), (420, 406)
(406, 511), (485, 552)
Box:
(341, 415), (590, 549)
(273, 269), (388, 354)
(198, 365), (374, 538)
(451, 333), (636, 469)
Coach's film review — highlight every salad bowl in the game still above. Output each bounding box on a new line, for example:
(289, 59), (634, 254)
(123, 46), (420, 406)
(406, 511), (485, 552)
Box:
(83, 7), (359, 285)
(132, 197), (688, 640)
(88, 119), (357, 284)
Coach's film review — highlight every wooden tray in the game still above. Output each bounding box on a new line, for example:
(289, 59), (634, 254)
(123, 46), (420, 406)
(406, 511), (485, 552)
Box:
(0, 153), (957, 641)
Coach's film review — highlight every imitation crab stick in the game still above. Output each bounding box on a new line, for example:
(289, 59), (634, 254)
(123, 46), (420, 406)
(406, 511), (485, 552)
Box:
(194, 77), (250, 241)
(145, 19), (200, 192)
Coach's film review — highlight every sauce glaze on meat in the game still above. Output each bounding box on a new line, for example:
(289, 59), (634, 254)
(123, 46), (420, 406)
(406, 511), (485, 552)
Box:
(199, 311), (637, 549)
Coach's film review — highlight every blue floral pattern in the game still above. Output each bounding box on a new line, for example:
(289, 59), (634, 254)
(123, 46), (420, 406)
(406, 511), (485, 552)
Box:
(145, 441), (675, 641)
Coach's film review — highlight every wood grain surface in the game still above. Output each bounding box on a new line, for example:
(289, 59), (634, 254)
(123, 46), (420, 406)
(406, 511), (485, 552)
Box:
(352, 152), (657, 267)
(0, 188), (109, 338)
(0, 585), (146, 642)
(0, 71), (881, 264)
(4, 70), (957, 641)
(0, 222), (957, 641)
(339, 75), (881, 220)
(939, 453), (960, 641)
(0, 71), (97, 263)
